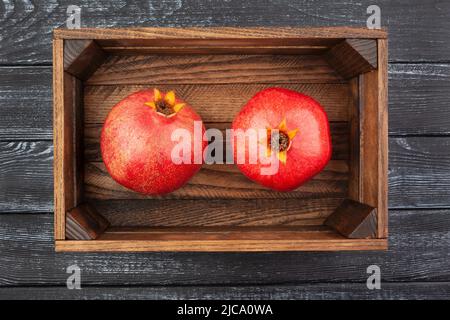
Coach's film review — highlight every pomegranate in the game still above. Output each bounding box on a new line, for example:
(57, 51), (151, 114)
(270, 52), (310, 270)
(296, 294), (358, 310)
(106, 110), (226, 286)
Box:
(101, 89), (205, 195)
(232, 87), (332, 191)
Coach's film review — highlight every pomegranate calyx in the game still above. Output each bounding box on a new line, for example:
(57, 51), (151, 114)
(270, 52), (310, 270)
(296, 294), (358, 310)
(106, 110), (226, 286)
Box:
(144, 89), (185, 118)
(266, 118), (298, 164)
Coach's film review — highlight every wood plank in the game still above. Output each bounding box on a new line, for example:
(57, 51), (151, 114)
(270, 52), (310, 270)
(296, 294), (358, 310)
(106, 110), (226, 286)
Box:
(360, 71), (379, 222)
(56, 238), (387, 252)
(54, 27), (386, 40)
(93, 198), (345, 227)
(64, 40), (107, 80)
(100, 46), (331, 55)
(73, 78), (84, 205)
(53, 39), (64, 238)
(2, 64), (450, 141)
(84, 160), (348, 200)
(84, 83), (350, 124)
(325, 199), (377, 238)
(86, 54), (344, 85)
(389, 64), (450, 135)
(348, 77), (360, 200)
(53, 35), (72, 240)
(389, 137), (450, 208)
(0, 209), (449, 285)
(2, 1), (449, 64)
(0, 67), (52, 140)
(325, 39), (377, 79)
(358, 39), (388, 238)
(96, 38), (341, 48)
(84, 121), (349, 162)
(66, 203), (110, 240)
(0, 141), (53, 212)
(2, 136), (450, 212)
(53, 64), (83, 238)
(1, 282), (449, 300)
(54, 42), (85, 240)
(377, 39), (389, 237)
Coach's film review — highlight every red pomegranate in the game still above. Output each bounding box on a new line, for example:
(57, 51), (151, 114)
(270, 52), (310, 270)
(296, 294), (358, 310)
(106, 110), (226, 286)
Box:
(232, 87), (332, 191)
(101, 89), (205, 195)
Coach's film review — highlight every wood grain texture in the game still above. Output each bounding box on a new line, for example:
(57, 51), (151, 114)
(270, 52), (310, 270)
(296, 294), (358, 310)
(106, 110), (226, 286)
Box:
(100, 46), (331, 55)
(64, 40), (107, 80)
(86, 54), (344, 85)
(2, 283), (450, 300)
(389, 137), (450, 208)
(0, 209), (449, 285)
(73, 77), (84, 205)
(0, 141), (53, 212)
(54, 27), (386, 40)
(325, 199), (377, 238)
(84, 161), (348, 200)
(2, 64), (449, 141)
(56, 237), (387, 252)
(358, 39), (388, 238)
(53, 65), (84, 239)
(64, 231), (382, 254)
(84, 83), (350, 124)
(0, 0), (448, 299)
(389, 64), (450, 135)
(325, 39), (377, 79)
(94, 198), (345, 227)
(0, 1), (448, 63)
(377, 39), (389, 237)
(84, 121), (349, 162)
(2, 137), (450, 212)
(360, 73), (378, 215)
(66, 203), (109, 240)
(53, 39), (65, 239)
(348, 77), (360, 201)
(0, 67), (52, 140)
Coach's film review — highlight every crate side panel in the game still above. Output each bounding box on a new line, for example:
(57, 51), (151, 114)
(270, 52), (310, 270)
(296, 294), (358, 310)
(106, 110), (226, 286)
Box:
(86, 54), (344, 85)
(359, 40), (388, 239)
(92, 198), (345, 227)
(54, 43), (85, 241)
(53, 27), (387, 41)
(348, 77), (361, 201)
(84, 83), (350, 124)
(84, 160), (348, 200)
(78, 49), (355, 236)
(55, 239), (387, 252)
(53, 39), (66, 240)
(377, 39), (388, 238)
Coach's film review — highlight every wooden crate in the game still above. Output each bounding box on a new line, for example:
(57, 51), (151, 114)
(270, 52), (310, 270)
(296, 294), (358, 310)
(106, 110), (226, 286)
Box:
(53, 27), (388, 252)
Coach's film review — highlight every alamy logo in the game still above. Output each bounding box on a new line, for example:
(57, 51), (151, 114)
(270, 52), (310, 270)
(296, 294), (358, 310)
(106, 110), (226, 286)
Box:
(171, 121), (281, 175)
(366, 265), (381, 290)
(366, 5), (381, 29)
(67, 5), (81, 29)
(66, 264), (81, 290)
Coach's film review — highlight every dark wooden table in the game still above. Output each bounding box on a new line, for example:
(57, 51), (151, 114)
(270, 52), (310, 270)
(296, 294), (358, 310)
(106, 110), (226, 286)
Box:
(1, 0), (449, 300)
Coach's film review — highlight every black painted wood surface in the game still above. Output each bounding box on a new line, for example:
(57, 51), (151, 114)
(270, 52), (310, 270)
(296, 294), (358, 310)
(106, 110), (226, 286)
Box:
(2, 283), (450, 300)
(0, 0), (449, 63)
(0, 0), (449, 300)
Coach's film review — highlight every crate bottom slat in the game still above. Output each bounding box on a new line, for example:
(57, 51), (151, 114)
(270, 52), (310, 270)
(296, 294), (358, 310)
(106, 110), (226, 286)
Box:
(56, 226), (388, 252)
(56, 239), (387, 252)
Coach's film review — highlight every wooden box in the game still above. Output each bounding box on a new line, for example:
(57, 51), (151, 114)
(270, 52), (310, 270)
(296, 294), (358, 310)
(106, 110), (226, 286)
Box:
(53, 27), (388, 252)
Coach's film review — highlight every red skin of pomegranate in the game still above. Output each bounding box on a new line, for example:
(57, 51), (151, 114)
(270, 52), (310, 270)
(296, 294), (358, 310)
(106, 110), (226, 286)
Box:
(101, 89), (205, 195)
(232, 87), (332, 191)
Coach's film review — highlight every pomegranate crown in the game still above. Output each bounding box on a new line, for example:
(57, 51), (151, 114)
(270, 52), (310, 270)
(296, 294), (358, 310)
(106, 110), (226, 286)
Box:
(145, 88), (185, 117)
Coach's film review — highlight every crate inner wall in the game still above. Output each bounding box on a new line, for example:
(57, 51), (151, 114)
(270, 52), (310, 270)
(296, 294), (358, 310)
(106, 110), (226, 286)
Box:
(82, 53), (352, 228)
